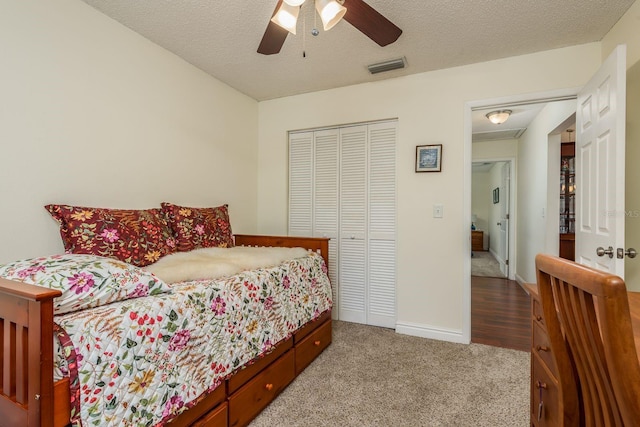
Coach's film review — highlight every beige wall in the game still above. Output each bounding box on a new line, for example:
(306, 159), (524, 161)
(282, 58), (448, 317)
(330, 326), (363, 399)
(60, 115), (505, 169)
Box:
(472, 139), (518, 160)
(602, 0), (640, 290)
(257, 44), (601, 341)
(471, 171), (490, 234)
(0, 0), (259, 264)
(516, 100), (575, 284)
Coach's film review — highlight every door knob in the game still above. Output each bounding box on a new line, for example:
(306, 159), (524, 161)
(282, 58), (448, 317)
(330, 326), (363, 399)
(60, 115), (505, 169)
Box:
(596, 246), (614, 258)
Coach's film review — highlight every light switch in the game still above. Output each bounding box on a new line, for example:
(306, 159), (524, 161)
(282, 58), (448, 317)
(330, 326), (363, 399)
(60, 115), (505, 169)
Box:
(433, 204), (444, 218)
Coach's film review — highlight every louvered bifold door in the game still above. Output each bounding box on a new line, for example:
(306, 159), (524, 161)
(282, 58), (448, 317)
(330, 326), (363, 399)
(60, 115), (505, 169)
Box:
(288, 131), (314, 237)
(367, 122), (397, 328)
(313, 129), (339, 313)
(339, 125), (368, 324)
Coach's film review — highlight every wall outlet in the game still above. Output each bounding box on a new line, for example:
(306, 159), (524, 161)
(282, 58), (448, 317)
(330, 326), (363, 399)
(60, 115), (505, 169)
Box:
(433, 204), (444, 218)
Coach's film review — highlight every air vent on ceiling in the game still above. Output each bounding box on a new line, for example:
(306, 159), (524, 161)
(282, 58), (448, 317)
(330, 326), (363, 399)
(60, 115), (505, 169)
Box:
(367, 57), (406, 74)
(472, 128), (526, 143)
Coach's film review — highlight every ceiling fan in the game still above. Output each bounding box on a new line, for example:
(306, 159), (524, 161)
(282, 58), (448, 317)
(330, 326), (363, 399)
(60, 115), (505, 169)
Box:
(258, 0), (402, 55)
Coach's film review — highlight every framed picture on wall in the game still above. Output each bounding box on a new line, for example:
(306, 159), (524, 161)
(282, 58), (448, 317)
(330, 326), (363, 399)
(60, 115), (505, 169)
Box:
(415, 144), (442, 172)
(493, 187), (499, 204)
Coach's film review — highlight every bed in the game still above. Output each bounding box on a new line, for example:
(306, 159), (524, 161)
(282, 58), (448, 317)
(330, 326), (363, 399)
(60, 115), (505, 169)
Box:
(0, 202), (333, 427)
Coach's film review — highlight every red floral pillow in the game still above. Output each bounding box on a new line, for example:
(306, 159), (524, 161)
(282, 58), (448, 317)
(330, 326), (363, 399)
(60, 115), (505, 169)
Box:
(161, 203), (234, 252)
(45, 205), (177, 267)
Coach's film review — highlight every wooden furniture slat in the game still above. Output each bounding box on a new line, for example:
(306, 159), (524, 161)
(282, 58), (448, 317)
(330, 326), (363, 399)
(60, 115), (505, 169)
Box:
(234, 234), (329, 270)
(0, 319), (3, 392)
(53, 379), (70, 427)
(3, 320), (15, 398)
(16, 324), (27, 404)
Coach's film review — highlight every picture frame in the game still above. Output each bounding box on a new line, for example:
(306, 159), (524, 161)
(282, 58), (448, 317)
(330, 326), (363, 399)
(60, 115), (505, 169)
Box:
(415, 144), (442, 173)
(493, 187), (499, 204)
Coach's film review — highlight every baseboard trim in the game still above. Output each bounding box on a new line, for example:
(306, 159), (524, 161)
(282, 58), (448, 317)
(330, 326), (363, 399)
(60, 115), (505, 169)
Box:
(396, 321), (468, 344)
(515, 274), (527, 286)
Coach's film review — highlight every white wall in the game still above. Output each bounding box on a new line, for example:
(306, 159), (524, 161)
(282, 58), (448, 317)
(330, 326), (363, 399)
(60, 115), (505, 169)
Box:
(0, 0), (259, 264)
(258, 44), (601, 341)
(515, 101), (576, 284)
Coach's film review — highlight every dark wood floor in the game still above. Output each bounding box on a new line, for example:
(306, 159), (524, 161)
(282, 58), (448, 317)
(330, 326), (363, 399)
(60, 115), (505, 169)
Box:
(471, 275), (531, 352)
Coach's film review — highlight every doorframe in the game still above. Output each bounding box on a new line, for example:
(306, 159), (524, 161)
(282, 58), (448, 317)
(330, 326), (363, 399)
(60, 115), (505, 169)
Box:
(463, 87), (580, 343)
(471, 157), (517, 280)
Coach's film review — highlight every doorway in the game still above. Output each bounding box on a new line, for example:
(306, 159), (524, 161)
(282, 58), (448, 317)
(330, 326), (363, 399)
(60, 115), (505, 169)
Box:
(463, 89), (579, 345)
(471, 160), (513, 279)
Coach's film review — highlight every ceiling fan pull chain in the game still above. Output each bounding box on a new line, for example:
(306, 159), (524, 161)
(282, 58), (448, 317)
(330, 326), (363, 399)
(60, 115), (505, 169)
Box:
(303, 6), (306, 57)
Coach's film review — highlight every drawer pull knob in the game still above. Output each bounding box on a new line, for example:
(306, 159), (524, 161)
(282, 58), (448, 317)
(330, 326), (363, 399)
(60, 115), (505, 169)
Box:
(535, 315), (543, 322)
(314, 340), (321, 346)
(265, 383), (274, 391)
(536, 345), (549, 352)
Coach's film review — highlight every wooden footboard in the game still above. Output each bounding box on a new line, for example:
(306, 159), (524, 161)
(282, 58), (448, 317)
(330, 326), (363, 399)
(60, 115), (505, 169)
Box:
(234, 234), (329, 269)
(0, 278), (60, 427)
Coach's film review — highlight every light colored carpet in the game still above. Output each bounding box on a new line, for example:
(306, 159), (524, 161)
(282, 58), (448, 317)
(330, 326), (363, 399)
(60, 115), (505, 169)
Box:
(250, 321), (529, 427)
(471, 251), (505, 278)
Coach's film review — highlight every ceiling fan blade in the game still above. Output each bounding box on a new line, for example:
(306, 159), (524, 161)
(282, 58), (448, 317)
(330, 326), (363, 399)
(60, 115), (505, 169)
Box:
(258, 0), (289, 55)
(342, 0), (402, 47)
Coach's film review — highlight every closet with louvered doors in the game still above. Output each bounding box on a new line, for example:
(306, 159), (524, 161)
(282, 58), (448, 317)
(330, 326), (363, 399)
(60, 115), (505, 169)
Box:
(288, 120), (397, 329)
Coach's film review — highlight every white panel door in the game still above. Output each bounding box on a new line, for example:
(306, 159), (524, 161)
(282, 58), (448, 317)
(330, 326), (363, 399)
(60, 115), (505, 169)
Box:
(339, 125), (367, 324)
(367, 122), (396, 328)
(313, 129), (339, 311)
(576, 45), (626, 275)
(288, 132), (314, 237)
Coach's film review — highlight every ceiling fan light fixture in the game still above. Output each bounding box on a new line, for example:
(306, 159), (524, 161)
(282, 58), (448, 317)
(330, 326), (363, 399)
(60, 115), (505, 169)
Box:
(486, 110), (512, 125)
(316, 0), (347, 31)
(271, 2), (300, 35)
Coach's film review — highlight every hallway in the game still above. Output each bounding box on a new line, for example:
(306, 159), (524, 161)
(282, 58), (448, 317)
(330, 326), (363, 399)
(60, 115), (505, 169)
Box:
(471, 275), (530, 351)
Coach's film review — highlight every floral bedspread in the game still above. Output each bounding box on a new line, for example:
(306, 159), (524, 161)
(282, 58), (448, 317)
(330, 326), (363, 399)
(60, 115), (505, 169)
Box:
(54, 252), (332, 426)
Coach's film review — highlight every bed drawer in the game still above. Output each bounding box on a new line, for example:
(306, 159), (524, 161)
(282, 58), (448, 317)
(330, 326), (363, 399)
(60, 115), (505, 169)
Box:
(192, 401), (228, 427)
(167, 383), (225, 426)
(228, 349), (295, 427)
(295, 319), (331, 375)
(227, 337), (293, 394)
(294, 310), (331, 343)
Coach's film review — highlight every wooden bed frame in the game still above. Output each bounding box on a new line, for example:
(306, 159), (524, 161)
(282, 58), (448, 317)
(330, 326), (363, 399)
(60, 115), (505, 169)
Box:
(0, 235), (331, 427)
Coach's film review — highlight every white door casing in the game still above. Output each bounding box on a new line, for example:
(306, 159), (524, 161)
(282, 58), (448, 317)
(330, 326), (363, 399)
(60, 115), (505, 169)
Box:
(499, 162), (510, 277)
(575, 44), (626, 275)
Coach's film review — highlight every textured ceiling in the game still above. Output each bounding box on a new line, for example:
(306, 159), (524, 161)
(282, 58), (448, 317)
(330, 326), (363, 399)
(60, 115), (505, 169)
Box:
(80, 0), (634, 101)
